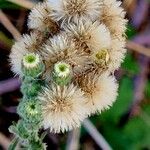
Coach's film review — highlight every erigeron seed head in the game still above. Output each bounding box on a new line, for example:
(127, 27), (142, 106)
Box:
(78, 73), (118, 114)
(64, 20), (111, 52)
(28, 2), (59, 34)
(100, 0), (127, 38)
(48, 0), (102, 23)
(39, 84), (88, 133)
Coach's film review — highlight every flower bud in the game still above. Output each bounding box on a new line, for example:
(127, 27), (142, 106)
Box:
(22, 53), (45, 78)
(52, 62), (72, 86)
(17, 98), (42, 124)
(21, 79), (42, 97)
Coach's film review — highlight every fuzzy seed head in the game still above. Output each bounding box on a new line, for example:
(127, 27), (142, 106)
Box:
(79, 73), (118, 114)
(39, 84), (88, 133)
(64, 20), (111, 52)
(48, 0), (101, 23)
(100, 0), (127, 38)
(28, 2), (59, 34)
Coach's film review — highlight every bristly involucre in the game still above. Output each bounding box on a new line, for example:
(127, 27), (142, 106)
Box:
(9, 0), (127, 137)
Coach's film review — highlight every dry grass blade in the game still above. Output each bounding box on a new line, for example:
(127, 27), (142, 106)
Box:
(0, 132), (11, 150)
(6, 0), (35, 9)
(66, 128), (80, 150)
(0, 10), (21, 40)
(0, 78), (20, 95)
(0, 31), (13, 49)
(126, 41), (150, 57)
(83, 119), (112, 150)
(123, 0), (136, 9)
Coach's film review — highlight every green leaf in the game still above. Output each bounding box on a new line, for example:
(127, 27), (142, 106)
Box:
(8, 138), (19, 150)
(101, 77), (134, 123)
(0, 0), (20, 9)
(144, 80), (150, 99)
(122, 52), (140, 75)
(97, 77), (134, 149)
(41, 131), (47, 140)
(126, 24), (137, 39)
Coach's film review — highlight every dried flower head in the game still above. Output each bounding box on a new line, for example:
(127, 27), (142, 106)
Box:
(28, 2), (59, 34)
(100, 0), (127, 38)
(77, 73), (118, 114)
(48, 0), (101, 23)
(107, 37), (126, 72)
(64, 20), (111, 52)
(42, 33), (89, 79)
(39, 84), (88, 133)
(42, 33), (76, 64)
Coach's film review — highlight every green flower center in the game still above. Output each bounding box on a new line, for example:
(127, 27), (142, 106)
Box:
(54, 62), (70, 78)
(26, 102), (38, 115)
(22, 53), (41, 69)
(25, 54), (36, 64)
(30, 104), (36, 110)
(94, 49), (109, 65)
(95, 50), (107, 60)
(59, 64), (67, 72)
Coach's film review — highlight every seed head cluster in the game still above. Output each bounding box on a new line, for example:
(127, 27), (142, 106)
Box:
(10, 0), (127, 133)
